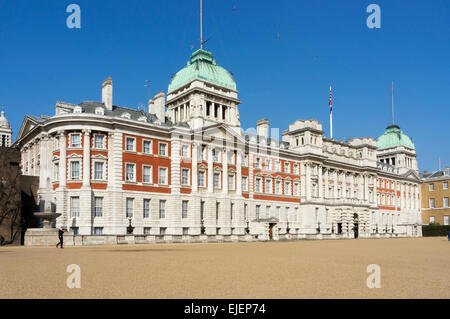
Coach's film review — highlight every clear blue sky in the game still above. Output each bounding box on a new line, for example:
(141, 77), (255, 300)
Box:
(0, 0), (449, 172)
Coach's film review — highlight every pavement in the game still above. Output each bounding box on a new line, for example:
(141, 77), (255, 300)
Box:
(0, 237), (449, 298)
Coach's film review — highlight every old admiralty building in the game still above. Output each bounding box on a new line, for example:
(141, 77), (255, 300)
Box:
(15, 48), (422, 243)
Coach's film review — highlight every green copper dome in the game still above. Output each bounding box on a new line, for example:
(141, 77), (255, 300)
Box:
(168, 49), (236, 93)
(376, 125), (415, 150)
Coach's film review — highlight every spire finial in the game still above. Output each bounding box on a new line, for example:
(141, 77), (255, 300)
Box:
(1, 104), (4, 117)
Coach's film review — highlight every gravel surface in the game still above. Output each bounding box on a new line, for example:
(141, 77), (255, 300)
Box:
(0, 237), (449, 299)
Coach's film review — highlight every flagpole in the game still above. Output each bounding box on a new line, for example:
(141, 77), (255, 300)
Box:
(200, 0), (203, 48)
(391, 81), (394, 125)
(329, 86), (333, 139)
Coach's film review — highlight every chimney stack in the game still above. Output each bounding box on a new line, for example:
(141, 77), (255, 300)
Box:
(148, 98), (155, 114)
(102, 77), (113, 110)
(153, 92), (166, 123)
(256, 118), (269, 139)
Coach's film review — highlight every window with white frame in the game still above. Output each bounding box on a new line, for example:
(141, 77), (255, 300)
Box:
(276, 206), (280, 219)
(182, 200), (188, 218)
(444, 216), (449, 226)
(159, 200), (166, 218)
(94, 161), (104, 180)
(126, 198), (134, 217)
(70, 161), (80, 180)
(213, 172), (221, 189)
(181, 144), (189, 158)
(143, 165), (152, 183)
(275, 160), (281, 171)
(266, 206), (271, 218)
(444, 182), (448, 190)
(198, 171), (206, 187)
(255, 205), (260, 219)
(158, 167), (168, 185)
(265, 178), (272, 193)
(126, 137), (135, 151)
(293, 164), (299, 174)
(444, 197), (449, 208)
(429, 183), (434, 191)
(285, 181), (291, 195)
(430, 216), (435, 223)
(70, 133), (81, 148)
(212, 149), (220, 162)
(242, 176), (248, 191)
(94, 134), (105, 149)
(227, 152), (234, 164)
(94, 197), (103, 217)
(70, 196), (80, 217)
(143, 140), (152, 154)
(429, 198), (435, 208)
(293, 182), (299, 196)
(294, 207), (299, 222)
(126, 163), (135, 182)
(255, 157), (261, 169)
(285, 207), (290, 221)
(93, 227), (103, 235)
(181, 168), (190, 186)
(144, 227), (151, 234)
(228, 174), (235, 190)
(275, 180), (281, 194)
(255, 177), (261, 192)
(284, 162), (290, 173)
(159, 142), (168, 156)
(143, 199), (150, 218)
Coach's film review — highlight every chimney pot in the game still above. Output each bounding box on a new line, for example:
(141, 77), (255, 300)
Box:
(102, 77), (113, 110)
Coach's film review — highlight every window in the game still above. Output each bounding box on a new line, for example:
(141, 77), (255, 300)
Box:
(159, 143), (167, 156)
(255, 177), (261, 192)
(159, 200), (166, 218)
(126, 163), (135, 182)
(198, 171), (206, 187)
(70, 197), (80, 217)
(143, 140), (152, 154)
(275, 180), (281, 194)
(94, 197), (103, 217)
(429, 184), (434, 191)
(444, 216), (449, 226)
(275, 160), (281, 171)
(160, 227), (166, 235)
(94, 135), (104, 149)
(93, 227), (103, 235)
(255, 205), (260, 219)
(266, 178), (272, 193)
(293, 183), (299, 196)
(126, 198), (134, 217)
(181, 168), (190, 186)
(143, 199), (150, 218)
(444, 197), (449, 208)
(182, 200), (188, 218)
(242, 176), (248, 191)
(143, 165), (152, 183)
(144, 227), (151, 235)
(70, 161), (80, 180)
(181, 144), (189, 158)
(158, 167), (168, 185)
(95, 107), (104, 115)
(266, 206), (271, 218)
(228, 174), (234, 190)
(183, 228), (189, 235)
(212, 149), (220, 162)
(255, 157), (261, 169)
(430, 216), (435, 224)
(276, 206), (280, 219)
(54, 163), (59, 180)
(285, 181), (291, 195)
(230, 203), (234, 220)
(216, 202), (220, 220)
(429, 198), (435, 208)
(293, 164), (299, 174)
(94, 162), (104, 180)
(285, 207), (290, 221)
(444, 182), (449, 190)
(70, 134), (81, 148)
(71, 227), (79, 235)
(126, 137), (135, 151)
(284, 162), (290, 173)
(213, 173), (221, 189)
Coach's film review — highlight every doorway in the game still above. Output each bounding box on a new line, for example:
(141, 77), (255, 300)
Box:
(353, 213), (359, 239)
(268, 223), (275, 240)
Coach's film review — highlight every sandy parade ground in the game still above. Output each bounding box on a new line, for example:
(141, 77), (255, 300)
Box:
(0, 237), (449, 299)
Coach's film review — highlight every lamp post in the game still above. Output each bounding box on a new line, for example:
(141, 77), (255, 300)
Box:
(127, 217), (134, 234)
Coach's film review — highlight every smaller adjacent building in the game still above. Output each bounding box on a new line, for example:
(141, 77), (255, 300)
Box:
(420, 168), (450, 225)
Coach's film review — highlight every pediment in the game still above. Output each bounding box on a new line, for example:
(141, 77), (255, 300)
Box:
(16, 116), (40, 142)
(201, 123), (245, 146)
(403, 169), (421, 182)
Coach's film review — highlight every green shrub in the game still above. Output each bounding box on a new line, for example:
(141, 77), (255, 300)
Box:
(422, 225), (450, 237)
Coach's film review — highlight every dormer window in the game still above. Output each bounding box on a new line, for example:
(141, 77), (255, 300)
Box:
(95, 107), (104, 115)
(74, 106), (82, 114)
(121, 112), (131, 119)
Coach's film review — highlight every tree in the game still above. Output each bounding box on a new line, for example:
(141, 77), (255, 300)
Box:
(0, 148), (22, 245)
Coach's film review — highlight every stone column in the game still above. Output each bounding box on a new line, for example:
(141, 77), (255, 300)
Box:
(236, 150), (242, 196)
(222, 148), (228, 194)
(207, 145), (213, 193)
(306, 162), (311, 200)
(192, 142), (198, 193)
(324, 168), (329, 199)
(82, 130), (91, 188)
(318, 165), (323, 200)
(39, 135), (48, 190)
(59, 131), (67, 187)
(56, 131), (67, 229)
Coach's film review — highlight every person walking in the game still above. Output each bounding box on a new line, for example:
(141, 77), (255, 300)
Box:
(56, 226), (65, 249)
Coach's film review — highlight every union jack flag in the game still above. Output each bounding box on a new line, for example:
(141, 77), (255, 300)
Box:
(329, 86), (332, 114)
